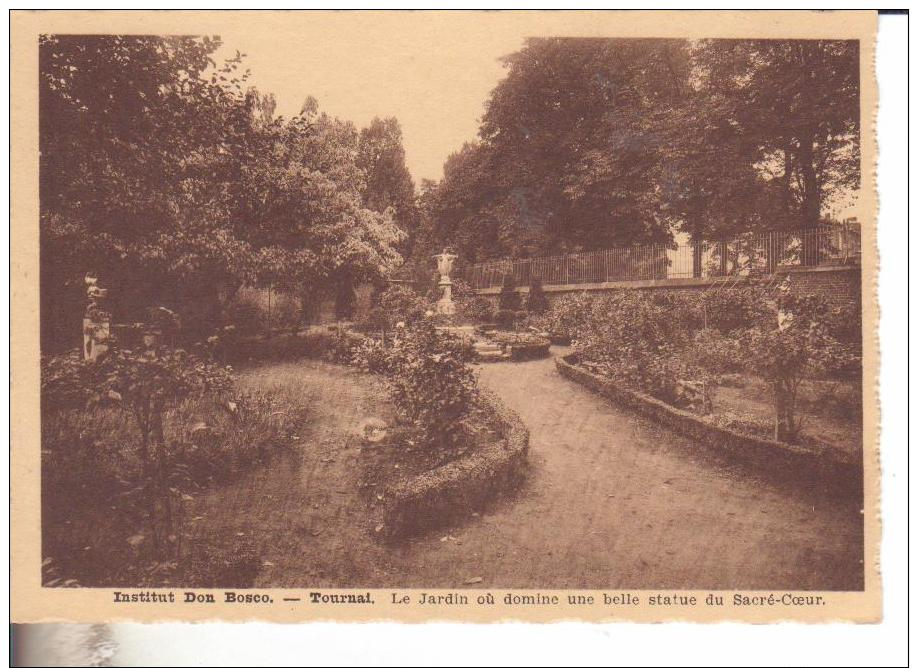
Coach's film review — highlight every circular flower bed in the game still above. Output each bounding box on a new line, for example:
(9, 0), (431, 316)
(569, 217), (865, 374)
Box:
(479, 331), (551, 362)
(367, 390), (529, 541)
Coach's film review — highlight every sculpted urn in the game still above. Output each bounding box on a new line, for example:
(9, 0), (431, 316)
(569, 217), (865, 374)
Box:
(433, 251), (458, 316)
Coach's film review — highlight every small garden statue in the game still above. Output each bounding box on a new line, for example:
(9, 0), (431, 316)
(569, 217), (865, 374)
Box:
(82, 274), (111, 361)
(433, 250), (458, 316)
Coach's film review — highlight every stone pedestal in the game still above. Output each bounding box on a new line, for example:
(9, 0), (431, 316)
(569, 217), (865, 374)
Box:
(82, 317), (111, 361)
(82, 276), (111, 361)
(436, 278), (456, 316)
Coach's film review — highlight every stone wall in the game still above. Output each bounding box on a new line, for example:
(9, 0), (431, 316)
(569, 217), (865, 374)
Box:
(473, 266), (861, 309)
(774, 266), (862, 309)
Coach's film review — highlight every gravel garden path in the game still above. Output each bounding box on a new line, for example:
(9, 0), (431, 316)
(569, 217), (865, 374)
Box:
(200, 352), (864, 590)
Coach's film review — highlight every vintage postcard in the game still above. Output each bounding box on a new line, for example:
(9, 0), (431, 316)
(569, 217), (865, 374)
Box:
(12, 9), (879, 623)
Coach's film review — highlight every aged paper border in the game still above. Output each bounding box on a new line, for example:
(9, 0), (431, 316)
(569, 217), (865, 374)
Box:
(11, 9), (880, 624)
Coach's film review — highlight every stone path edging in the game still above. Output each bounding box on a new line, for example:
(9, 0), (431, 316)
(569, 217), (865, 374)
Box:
(555, 353), (859, 485)
(379, 388), (529, 540)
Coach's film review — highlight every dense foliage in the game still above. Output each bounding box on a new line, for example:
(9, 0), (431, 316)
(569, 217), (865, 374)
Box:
(354, 320), (478, 448)
(557, 286), (860, 442)
(40, 35), (406, 350)
(533, 292), (595, 342)
(412, 38), (859, 266)
(42, 341), (237, 555)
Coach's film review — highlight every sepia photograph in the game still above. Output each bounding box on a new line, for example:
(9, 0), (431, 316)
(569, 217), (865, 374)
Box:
(11, 9), (883, 627)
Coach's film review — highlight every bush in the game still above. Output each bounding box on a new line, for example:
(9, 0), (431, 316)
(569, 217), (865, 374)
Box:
(457, 295), (494, 323)
(823, 302), (863, 347)
(378, 284), (430, 327)
(350, 335), (391, 374)
(735, 290), (858, 442)
(535, 292), (594, 341)
(42, 383), (304, 586)
(573, 291), (710, 404)
(526, 278), (549, 314)
(449, 277), (493, 324)
(692, 286), (860, 442)
(699, 288), (769, 334)
(42, 340), (234, 556)
(498, 273), (521, 311)
(449, 277), (475, 305)
(494, 309), (519, 331)
(373, 320), (478, 448)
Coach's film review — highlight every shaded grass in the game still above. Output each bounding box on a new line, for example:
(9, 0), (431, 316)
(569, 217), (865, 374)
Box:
(41, 381), (311, 587)
(708, 376), (862, 456)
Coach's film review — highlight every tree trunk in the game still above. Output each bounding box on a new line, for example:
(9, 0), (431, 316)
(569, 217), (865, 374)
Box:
(691, 235), (703, 279)
(797, 132), (821, 266)
(773, 382), (789, 442)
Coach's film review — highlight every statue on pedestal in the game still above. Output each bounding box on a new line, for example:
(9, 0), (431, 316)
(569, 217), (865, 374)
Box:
(433, 250), (458, 317)
(82, 275), (111, 361)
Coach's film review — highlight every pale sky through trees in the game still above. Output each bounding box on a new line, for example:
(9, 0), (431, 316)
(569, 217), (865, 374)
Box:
(214, 15), (863, 221)
(213, 16), (523, 184)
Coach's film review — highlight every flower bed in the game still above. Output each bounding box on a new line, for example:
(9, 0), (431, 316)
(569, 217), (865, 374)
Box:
(556, 354), (859, 486)
(481, 331), (551, 362)
(377, 389), (529, 540)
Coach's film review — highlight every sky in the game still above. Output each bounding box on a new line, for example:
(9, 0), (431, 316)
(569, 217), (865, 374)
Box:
(212, 14), (528, 184)
(207, 12), (863, 220)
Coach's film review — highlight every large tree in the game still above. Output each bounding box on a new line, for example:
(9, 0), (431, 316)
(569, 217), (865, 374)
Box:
(693, 39), (860, 231)
(423, 38), (691, 261)
(40, 35), (403, 349)
(357, 117), (418, 252)
(417, 37), (859, 270)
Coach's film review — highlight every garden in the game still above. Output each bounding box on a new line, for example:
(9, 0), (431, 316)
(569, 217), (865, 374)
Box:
(40, 277), (536, 586)
(540, 283), (863, 469)
(35, 33), (865, 592)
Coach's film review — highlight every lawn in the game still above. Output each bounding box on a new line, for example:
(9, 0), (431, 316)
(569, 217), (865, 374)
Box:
(709, 376), (862, 457)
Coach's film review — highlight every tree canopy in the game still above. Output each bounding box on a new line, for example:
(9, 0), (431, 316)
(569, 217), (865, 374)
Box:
(417, 37), (860, 265)
(40, 35), (404, 349)
(357, 117), (419, 252)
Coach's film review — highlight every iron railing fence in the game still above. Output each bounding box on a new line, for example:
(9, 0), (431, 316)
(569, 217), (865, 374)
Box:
(463, 225), (861, 290)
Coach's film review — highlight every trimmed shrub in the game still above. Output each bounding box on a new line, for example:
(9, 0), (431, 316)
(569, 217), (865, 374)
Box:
(526, 277), (549, 314)
(371, 319), (478, 448)
(498, 273), (521, 311)
(494, 309), (518, 331)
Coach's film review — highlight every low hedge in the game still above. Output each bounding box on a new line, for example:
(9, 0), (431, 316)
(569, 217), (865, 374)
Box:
(484, 332), (551, 362)
(555, 354), (859, 487)
(378, 389), (529, 540)
(212, 327), (364, 366)
(507, 341), (551, 361)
